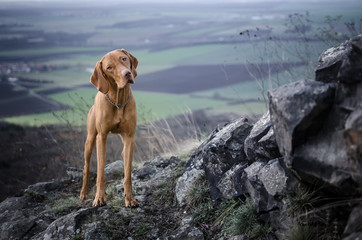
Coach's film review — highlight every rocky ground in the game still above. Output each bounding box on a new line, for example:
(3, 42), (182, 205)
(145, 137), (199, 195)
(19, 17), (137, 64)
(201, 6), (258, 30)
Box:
(1, 35), (362, 240)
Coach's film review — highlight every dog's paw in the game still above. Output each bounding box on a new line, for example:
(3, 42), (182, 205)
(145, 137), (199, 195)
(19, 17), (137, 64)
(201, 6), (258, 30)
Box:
(79, 191), (88, 200)
(125, 196), (138, 208)
(93, 194), (107, 207)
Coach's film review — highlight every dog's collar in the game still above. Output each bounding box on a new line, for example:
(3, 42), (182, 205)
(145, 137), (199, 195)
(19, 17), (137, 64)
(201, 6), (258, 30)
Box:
(105, 88), (132, 110)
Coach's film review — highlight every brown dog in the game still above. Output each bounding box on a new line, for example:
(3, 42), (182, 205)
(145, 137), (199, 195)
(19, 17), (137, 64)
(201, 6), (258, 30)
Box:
(80, 49), (138, 207)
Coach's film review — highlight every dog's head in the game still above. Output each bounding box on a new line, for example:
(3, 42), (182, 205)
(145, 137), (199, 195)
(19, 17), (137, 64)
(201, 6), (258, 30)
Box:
(90, 49), (138, 93)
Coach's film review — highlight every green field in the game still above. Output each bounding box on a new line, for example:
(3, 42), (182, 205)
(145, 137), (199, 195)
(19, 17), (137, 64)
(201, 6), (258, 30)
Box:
(1, 1), (360, 126)
(2, 89), (230, 126)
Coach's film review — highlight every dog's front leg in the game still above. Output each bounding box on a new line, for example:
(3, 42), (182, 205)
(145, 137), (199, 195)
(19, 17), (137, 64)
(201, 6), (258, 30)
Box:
(122, 135), (137, 207)
(93, 133), (107, 206)
(80, 133), (96, 200)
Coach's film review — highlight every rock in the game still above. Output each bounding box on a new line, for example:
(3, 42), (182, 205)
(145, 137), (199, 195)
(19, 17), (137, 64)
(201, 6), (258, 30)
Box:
(176, 143), (205, 206)
(0, 196), (27, 213)
(316, 34), (362, 84)
(35, 207), (98, 240)
(176, 117), (252, 205)
(268, 79), (336, 166)
(244, 159), (298, 213)
(344, 108), (362, 162)
(291, 83), (362, 190)
(66, 167), (83, 180)
(244, 161), (277, 213)
(217, 163), (248, 199)
(259, 159), (293, 197)
(175, 166), (204, 206)
(25, 181), (65, 200)
(0, 209), (37, 240)
(218, 235), (248, 240)
(268, 208), (293, 240)
(244, 111), (281, 162)
(82, 221), (110, 240)
(130, 156), (182, 204)
(201, 117), (252, 202)
(342, 204), (362, 239)
(105, 160), (124, 179)
(170, 216), (204, 240)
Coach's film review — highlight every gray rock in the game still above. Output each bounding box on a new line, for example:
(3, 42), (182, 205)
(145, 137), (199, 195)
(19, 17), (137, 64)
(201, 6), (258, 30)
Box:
(343, 204), (362, 239)
(244, 111), (280, 162)
(342, 232), (362, 240)
(105, 160), (124, 179)
(268, 79), (336, 166)
(244, 159), (297, 213)
(0, 209), (37, 240)
(170, 216), (204, 240)
(67, 167), (96, 183)
(66, 167), (83, 180)
(83, 221), (110, 240)
(259, 159), (289, 197)
(244, 161), (278, 213)
(218, 236), (248, 240)
(25, 181), (63, 199)
(316, 34), (362, 84)
(35, 207), (98, 240)
(176, 137), (206, 206)
(0, 196), (27, 213)
(175, 167), (204, 206)
(217, 162), (248, 199)
(268, 208), (294, 240)
(344, 108), (362, 163)
(176, 118), (251, 205)
(291, 83), (362, 190)
(201, 117), (252, 202)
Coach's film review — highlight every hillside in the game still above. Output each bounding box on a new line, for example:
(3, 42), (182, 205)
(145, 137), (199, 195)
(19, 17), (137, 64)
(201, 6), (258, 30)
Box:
(0, 35), (361, 240)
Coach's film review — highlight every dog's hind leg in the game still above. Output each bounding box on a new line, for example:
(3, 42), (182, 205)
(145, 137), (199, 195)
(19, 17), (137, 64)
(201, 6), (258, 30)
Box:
(121, 133), (137, 207)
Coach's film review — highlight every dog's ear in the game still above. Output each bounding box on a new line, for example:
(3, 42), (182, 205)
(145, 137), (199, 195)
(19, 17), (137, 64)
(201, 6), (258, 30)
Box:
(90, 61), (109, 94)
(121, 49), (138, 78)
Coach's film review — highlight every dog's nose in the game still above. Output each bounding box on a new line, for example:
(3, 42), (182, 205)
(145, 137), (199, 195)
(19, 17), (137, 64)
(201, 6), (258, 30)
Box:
(122, 69), (132, 78)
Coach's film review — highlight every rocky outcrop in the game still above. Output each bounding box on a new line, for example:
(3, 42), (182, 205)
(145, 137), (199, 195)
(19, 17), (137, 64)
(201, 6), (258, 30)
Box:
(268, 34), (362, 193)
(177, 34), (362, 239)
(0, 156), (201, 240)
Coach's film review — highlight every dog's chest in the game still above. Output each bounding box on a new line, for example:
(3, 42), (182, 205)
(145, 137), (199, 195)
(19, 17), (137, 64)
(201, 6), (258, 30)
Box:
(109, 111), (129, 134)
(110, 118), (124, 133)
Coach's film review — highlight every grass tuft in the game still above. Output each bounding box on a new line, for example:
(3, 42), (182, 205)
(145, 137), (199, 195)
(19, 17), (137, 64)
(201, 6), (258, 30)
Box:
(221, 198), (271, 239)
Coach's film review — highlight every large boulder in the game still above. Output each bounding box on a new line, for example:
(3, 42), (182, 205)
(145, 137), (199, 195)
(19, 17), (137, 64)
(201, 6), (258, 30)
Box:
(268, 35), (362, 193)
(316, 34), (362, 84)
(268, 79), (336, 166)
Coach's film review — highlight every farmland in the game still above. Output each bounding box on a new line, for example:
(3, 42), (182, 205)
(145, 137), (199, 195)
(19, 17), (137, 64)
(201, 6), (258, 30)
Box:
(0, 0), (361, 126)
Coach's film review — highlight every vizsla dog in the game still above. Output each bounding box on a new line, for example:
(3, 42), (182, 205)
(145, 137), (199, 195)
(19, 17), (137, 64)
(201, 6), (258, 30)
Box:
(80, 49), (138, 207)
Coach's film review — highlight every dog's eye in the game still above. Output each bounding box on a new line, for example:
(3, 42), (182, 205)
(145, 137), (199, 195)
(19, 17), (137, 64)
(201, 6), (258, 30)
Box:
(107, 66), (113, 71)
(121, 57), (127, 62)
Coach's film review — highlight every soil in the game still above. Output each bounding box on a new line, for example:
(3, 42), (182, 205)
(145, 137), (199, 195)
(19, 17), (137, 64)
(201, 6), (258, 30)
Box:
(0, 122), (69, 201)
